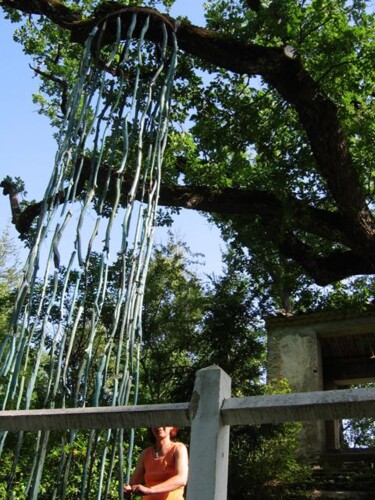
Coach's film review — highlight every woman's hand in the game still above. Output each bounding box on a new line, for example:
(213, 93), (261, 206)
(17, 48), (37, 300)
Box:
(130, 484), (153, 495)
(123, 484), (134, 496)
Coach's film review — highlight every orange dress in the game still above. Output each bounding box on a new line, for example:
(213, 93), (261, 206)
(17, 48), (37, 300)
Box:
(142, 443), (185, 500)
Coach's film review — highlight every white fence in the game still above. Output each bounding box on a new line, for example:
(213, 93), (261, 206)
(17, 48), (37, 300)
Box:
(1, 365), (375, 499)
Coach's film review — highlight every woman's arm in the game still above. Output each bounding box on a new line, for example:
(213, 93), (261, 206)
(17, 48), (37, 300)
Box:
(131, 443), (189, 496)
(124, 449), (147, 493)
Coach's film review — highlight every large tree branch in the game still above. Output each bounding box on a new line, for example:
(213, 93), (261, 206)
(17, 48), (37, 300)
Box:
(2, 164), (370, 284)
(157, 184), (350, 245)
(1, 161), (348, 244)
(164, 187), (375, 284)
(230, 218), (372, 286)
(265, 60), (375, 259)
(0, 0), (81, 25)
(279, 236), (372, 286)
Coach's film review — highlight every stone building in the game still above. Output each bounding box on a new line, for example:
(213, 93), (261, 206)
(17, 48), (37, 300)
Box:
(267, 306), (375, 457)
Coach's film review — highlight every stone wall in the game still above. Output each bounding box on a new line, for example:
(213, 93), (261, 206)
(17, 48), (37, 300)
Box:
(268, 324), (325, 457)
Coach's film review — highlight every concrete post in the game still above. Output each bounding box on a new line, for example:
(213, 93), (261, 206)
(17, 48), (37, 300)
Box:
(186, 365), (231, 500)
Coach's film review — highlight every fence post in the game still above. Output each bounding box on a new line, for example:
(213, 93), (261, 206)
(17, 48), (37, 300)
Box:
(186, 365), (231, 500)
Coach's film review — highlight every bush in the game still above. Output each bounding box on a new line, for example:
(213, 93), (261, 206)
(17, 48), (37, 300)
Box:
(228, 379), (311, 499)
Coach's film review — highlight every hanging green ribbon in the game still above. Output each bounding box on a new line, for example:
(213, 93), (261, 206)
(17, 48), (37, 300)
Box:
(0, 10), (178, 499)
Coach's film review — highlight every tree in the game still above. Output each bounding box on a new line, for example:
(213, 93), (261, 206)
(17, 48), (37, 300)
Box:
(1, 0), (375, 288)
(0, 226), (21, 333)
(139, 235), (207, 403)
(342, 383), (375, 448)
(0, 226), (20, 286)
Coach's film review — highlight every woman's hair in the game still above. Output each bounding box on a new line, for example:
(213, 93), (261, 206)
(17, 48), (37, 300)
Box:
(148, 427), (180, 443)
(169, 427), (179, 440)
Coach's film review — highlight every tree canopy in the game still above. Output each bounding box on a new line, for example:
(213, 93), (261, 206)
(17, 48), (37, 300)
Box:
(1, 0), (375, 287)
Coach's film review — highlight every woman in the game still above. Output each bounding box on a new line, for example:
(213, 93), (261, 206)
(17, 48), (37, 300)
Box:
(124, 427), (188, 499)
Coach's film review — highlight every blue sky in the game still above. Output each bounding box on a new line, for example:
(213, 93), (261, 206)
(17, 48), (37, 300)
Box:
(0, 3), (224, 276)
